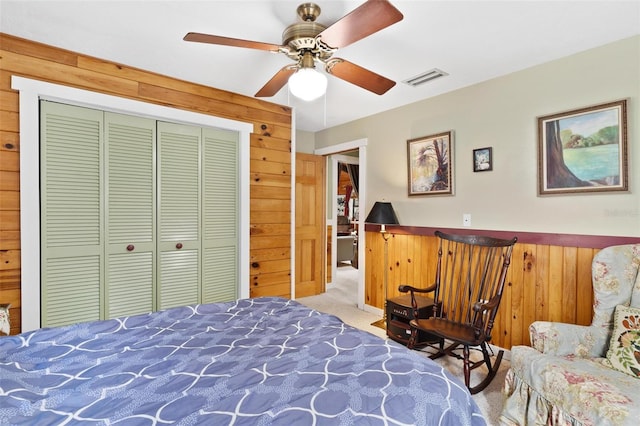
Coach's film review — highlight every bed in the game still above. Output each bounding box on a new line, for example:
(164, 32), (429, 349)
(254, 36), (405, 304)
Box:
(0, 297), (485, 425)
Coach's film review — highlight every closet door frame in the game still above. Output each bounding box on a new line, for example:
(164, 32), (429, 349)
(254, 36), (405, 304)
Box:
(14, 76), (252, 332)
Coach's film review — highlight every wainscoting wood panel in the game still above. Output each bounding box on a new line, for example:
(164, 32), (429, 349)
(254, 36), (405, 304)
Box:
(0, 33), (292, 334)
(365, 229), (638, 349)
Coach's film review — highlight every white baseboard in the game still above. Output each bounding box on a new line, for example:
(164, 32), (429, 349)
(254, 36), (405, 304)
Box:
(363, 303), (383, 317)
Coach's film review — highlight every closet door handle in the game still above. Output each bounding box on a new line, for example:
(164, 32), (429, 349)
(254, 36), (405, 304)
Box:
(176, 243), (183, 249)
(126, 244), (135, 252)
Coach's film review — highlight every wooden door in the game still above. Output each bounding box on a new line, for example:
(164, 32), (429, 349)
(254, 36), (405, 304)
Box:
(295, 153), (325, 297)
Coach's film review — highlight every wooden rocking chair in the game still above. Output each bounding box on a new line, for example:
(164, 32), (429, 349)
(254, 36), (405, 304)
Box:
(399, 231), (517, 394)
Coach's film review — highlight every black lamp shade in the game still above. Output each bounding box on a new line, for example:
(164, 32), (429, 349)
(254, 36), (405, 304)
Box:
(365, 202), (399, 225)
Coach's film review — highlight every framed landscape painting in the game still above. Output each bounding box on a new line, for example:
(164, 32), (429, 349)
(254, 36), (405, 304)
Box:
(537, 99), (628, 195)
(407, 131), (453, 196)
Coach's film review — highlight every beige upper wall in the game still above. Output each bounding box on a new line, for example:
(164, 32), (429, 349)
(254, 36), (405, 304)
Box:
(295, 129), (316, 154)
(308, 35), (639, 237)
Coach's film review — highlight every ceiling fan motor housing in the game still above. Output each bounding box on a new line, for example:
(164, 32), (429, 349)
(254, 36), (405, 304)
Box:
(297, 3), (321, 22)
(282, 22), (326, 50)
(282, 3), (333, 62)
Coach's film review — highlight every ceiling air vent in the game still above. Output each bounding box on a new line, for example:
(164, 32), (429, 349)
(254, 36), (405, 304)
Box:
(403, 68), (448, 87)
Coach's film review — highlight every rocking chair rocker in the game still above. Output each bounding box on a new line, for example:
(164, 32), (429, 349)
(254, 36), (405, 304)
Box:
(399, 231), (517, 394)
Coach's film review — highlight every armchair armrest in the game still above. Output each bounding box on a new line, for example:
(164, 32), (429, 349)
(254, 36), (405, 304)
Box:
(529, 321), (611, 357)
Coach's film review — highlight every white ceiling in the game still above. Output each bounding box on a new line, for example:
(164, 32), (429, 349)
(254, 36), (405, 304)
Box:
(1, 0), (639, 132)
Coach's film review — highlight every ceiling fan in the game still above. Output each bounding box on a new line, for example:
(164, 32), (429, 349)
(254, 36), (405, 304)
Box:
(184, 0), (403, 101)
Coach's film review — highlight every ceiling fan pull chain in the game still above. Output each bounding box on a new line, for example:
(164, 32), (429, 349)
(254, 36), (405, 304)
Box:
(323, 91), (327, 128)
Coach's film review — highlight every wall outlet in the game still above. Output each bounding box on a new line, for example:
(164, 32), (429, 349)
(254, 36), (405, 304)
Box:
(463, 213), (471, 227)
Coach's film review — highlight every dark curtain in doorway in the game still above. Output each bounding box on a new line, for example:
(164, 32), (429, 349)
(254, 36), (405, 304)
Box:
(346, 164), (359, 196)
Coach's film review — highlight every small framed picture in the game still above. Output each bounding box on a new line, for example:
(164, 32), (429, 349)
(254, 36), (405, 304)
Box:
(473, 147), (492, 172)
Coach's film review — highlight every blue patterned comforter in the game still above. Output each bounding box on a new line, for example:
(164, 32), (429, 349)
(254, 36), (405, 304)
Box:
(0, 297), (485, 425)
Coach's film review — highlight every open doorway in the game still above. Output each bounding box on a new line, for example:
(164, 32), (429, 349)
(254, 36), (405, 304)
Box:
(314, 139), (367, 311)
(332, 153), (359, 307)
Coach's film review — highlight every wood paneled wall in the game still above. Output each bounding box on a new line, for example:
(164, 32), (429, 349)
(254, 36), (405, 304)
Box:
(0, 33), (292, 335)
(364, 228), (640, 349)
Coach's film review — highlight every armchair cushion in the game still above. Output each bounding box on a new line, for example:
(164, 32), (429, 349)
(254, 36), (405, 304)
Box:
(605, 304), (640, 378)
(530, 321), (611, 358)
(502, 345), (638, 425)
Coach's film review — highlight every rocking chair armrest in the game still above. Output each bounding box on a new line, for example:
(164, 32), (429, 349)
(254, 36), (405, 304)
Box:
(472, 295), (500, 313)
(398, 283), (436, 294)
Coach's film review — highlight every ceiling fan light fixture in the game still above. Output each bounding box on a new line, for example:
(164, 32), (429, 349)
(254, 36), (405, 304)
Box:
(288, 67), (328, 101)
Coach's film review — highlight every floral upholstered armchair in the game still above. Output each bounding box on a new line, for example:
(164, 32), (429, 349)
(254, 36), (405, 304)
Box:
(501, 244), (640, 426)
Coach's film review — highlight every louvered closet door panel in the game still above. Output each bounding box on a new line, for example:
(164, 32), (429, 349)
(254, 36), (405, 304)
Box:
(202, 128), (239, 303)
(44, 257), (101, 326)
(105, 113), (156, 318)
(107, 252), (154, 317)
(157, 122), (201, 309)
(159, 250), (199, 309)
(40, 101), (103, 327)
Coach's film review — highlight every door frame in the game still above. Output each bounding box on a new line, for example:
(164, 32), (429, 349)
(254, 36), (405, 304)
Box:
(315, 139), (367, 310)
(330, 153), (359, 289)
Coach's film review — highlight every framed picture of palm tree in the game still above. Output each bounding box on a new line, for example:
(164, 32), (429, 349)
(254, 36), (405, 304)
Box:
(407, 131), (453, 196)
(538, 99), (628, 195)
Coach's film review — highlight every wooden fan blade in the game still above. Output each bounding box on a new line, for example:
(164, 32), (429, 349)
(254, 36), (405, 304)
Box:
(318, 0), (403, 48)
(184, 32), (282, 52)
(255, 65), (298, 97)
(325, 58), (396, 95)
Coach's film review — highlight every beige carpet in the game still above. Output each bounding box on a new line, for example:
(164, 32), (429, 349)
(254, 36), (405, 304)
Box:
(297, 264), (507, 426)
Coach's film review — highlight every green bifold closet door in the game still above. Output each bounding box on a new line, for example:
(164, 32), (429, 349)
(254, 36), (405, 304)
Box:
(40, 101), (239, 327)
